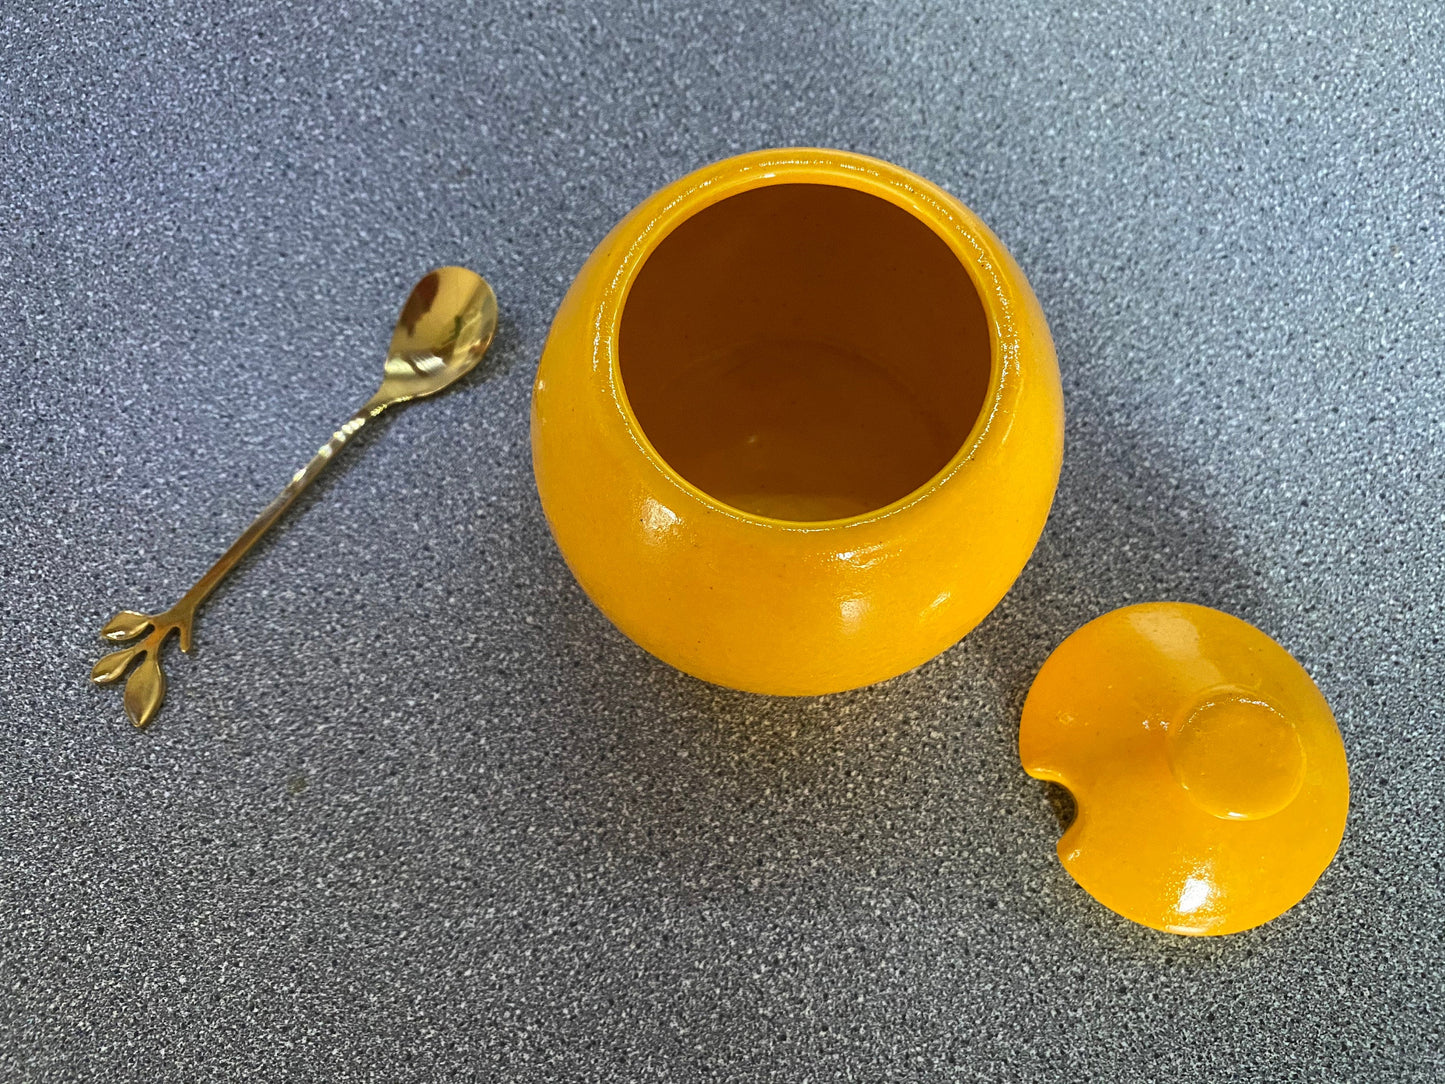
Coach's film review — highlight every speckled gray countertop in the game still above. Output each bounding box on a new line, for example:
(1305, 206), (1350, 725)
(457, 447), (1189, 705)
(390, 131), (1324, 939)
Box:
(2, 2), (1441, 1080)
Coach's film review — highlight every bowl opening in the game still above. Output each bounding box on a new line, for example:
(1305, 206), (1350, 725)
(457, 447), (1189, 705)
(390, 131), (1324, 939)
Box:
(618, 182), (992, 523)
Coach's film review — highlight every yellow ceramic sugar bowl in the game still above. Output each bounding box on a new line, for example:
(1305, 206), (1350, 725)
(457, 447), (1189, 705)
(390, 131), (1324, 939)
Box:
(531, 148), (1064, 694)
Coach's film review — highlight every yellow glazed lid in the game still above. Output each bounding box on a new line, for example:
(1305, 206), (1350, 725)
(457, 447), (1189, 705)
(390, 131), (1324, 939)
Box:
(1019, 602), (1349, 935)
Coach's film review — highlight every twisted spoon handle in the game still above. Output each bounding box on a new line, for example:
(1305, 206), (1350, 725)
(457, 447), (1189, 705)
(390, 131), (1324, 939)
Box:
(91, 397), (388, 728)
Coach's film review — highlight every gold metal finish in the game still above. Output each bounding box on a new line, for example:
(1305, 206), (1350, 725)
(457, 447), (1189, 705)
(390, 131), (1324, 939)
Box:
(91, 267), (498, 728)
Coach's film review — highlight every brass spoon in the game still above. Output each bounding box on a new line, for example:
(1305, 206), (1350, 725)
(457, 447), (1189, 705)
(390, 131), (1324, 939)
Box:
(91, 267), (499, 728)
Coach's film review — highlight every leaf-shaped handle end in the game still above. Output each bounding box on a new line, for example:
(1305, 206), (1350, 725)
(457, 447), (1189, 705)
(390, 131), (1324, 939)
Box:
(123, 654), (166, 728)
(93, 608), (189, 727)
(91, 645), (141, 685)
(102, 610), (153, 642)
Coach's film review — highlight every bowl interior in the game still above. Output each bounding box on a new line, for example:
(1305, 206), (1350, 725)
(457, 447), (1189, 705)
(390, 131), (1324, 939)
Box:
(618, 182), (991, 522)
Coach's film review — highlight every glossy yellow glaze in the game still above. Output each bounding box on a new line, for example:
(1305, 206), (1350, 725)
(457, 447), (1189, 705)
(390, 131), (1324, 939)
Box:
(531, 149), (1063, 695)
(1019, 602), (1349, 935)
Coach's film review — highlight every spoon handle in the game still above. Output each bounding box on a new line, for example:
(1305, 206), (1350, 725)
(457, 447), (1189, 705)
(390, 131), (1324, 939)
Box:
(187, 398), (388, 614)
(90, 396), (389, 728)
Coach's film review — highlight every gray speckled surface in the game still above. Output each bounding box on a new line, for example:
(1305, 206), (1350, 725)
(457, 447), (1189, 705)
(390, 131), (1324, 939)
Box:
(2, 1), (1442, 1079)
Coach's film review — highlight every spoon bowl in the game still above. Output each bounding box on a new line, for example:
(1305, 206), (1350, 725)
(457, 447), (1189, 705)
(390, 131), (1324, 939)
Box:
(376, 266), (499, 407)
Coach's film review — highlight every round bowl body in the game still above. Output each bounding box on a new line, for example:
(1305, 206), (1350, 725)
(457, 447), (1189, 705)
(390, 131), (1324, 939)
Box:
(531, 148), (1064, 695)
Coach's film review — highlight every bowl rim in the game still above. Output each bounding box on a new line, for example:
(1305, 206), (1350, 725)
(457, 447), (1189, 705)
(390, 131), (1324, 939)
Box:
(596, 147), (1019, 533)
